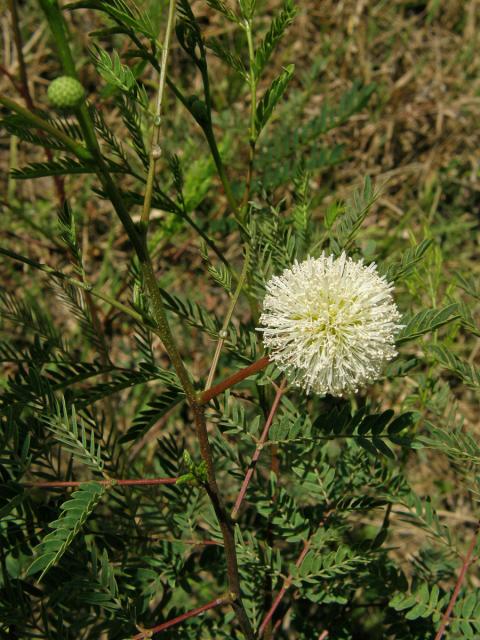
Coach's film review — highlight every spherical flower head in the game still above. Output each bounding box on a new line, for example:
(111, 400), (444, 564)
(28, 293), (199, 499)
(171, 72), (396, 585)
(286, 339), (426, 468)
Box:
(47, 76), (85, 110)
(257, 253), (402, 396)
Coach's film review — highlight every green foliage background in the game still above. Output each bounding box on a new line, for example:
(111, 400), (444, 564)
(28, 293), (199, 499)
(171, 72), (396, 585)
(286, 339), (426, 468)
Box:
(0, 0), (479, 638)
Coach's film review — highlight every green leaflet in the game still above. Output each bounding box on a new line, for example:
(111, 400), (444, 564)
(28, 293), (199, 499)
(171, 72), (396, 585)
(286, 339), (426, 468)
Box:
(66, 0), (156, 39)
(206, 0), (239, 23)
(396, 304), (460, 344)
(10, 158), (128, 179)
(384, 239), (433, 282)
(430, 345), (480, 388)
(329, 176), (377, 253)
(119, 386), (186, 443)
(43, 399), (104, 473)
(389, 581), (480, 637)
(27, 482), (106, 581)
(255, 64), (295, 136)
(253, 0), (297, 79)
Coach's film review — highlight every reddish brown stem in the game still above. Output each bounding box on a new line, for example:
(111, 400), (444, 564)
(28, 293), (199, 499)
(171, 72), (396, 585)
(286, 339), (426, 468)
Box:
(23, 477), (178, 488)
(318, 632), (329, 639)
(132, 596), (228, 638)
(258, 539), (311, 637)
(231, 379), (287, 520)
(272, 618), (282, 634)
(434, 522), (480, 640)
(200, 356), (270, 404)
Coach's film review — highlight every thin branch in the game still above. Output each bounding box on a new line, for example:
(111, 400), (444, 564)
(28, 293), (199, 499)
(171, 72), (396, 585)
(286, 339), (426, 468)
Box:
(117, 28), (240, 218)
(128, 16), (253, 637)
(132, 596), (228, 639)
(434, 522), (480, 640)
(258, 539), (311, 637)
(205, 246), (251, 390)
(141, 0), (176, 227)
(242, 18), (257, 213)
(200, 355), (270, 404)
(22, 477), (178, 488)
(231, 379), (286, 520)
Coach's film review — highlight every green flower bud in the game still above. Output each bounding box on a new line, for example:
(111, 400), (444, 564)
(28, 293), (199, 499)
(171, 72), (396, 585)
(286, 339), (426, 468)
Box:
(47, 76), (85, 110)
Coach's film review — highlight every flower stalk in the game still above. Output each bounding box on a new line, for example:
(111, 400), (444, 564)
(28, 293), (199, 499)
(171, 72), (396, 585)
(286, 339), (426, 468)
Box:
(201, 355), (270, 404)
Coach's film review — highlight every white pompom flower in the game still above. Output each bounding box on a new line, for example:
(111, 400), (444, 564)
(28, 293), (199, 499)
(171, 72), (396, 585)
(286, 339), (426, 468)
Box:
(257, 252), (402, 396)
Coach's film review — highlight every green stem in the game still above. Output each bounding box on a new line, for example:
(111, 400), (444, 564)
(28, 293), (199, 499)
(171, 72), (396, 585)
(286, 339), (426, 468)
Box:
(141, 0), (176, 228)
(205, 246), (251, 390)
(240, 18), (260, 320)
(123, 30), (240, 219)
(38, 5), (254, 636)
(0, 93), (92, 161)
(38, 0), (76, 74)
(142, 261), (254, 640)
(140, 261), (196, 397)
(246, 21), (257, 146)
(243, 20), (257, 213)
